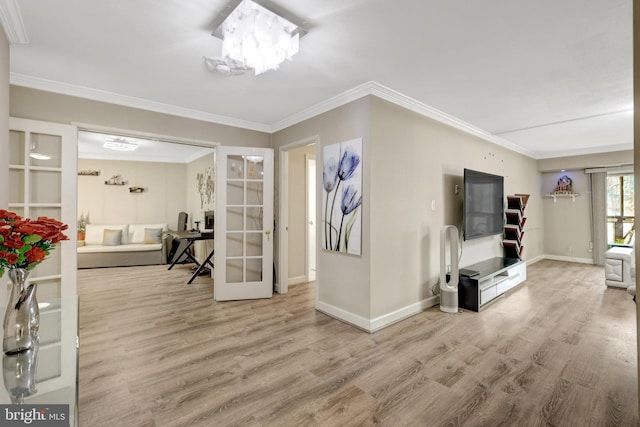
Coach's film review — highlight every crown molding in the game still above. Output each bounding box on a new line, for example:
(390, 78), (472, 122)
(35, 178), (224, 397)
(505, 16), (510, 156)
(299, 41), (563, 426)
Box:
(272, 81), (539, 159)
(0, 0), (28, 44)
(12, 71), (539, 158)
(10, 73), (272, 133)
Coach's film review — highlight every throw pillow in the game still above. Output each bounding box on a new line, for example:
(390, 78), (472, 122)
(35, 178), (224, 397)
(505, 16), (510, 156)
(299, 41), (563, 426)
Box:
(102, 229), (122, 246)
(143, 228), (163, 244)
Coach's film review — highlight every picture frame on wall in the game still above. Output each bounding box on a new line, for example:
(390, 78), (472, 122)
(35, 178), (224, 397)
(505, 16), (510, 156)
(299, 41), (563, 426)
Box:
(322, 137), (362, 256)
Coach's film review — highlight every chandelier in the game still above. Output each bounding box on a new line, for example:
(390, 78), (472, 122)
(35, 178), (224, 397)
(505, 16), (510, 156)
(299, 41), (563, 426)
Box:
(214, 0), (303, 76)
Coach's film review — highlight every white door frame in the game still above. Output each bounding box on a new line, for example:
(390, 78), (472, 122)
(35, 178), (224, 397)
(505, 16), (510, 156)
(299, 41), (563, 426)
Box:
(277, 136), (319, 294)
(306, 155), (316, 282)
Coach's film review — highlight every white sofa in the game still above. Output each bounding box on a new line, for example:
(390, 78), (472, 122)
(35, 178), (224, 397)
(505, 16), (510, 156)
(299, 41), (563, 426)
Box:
(78, 223), (168, 268)
(604, 247), (634, 288)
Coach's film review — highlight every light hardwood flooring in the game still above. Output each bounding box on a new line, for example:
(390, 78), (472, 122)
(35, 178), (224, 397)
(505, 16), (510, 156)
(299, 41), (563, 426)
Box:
(78, 260), (638, 426)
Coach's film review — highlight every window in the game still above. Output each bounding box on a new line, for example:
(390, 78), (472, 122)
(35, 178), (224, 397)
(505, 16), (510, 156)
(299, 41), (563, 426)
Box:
(607, 174), (634, 246)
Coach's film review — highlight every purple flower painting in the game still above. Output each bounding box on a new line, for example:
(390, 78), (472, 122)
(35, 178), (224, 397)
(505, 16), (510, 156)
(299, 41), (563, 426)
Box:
(322, 138), (362, 255)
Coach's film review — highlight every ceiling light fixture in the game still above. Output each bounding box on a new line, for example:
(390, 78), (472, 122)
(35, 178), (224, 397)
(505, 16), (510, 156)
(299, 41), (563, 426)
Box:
(29, 140), (51, 160)
(104, 138), (138, 152)
(212, 0), (305, 76)
(29, 152), (51, 160)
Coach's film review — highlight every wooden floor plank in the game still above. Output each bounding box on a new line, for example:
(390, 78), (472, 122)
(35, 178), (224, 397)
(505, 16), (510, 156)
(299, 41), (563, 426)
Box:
(78, 260), (638, 426)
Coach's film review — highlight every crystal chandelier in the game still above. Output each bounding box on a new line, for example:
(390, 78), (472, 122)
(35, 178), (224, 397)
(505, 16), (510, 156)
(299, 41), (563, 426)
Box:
(217, 0), (301, 75)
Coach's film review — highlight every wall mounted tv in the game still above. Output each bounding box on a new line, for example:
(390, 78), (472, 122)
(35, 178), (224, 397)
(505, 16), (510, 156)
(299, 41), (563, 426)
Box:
(463, 168), (504, 241)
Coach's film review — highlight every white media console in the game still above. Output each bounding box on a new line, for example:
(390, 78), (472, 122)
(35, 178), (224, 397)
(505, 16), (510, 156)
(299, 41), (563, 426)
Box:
(455, 257), (527, 311)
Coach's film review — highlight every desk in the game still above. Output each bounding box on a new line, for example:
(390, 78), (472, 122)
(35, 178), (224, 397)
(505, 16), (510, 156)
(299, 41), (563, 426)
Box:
(0, 296), (78, 426)
(167, 230), (214, 284)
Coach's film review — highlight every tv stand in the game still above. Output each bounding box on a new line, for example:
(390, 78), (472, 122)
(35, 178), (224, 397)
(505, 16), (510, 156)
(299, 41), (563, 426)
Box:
(456, 257), (526, 311)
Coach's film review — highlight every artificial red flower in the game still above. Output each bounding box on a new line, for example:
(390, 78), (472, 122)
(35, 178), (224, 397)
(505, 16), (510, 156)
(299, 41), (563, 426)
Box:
(25, 247), (46, 263)
(0, 210), (68, 277)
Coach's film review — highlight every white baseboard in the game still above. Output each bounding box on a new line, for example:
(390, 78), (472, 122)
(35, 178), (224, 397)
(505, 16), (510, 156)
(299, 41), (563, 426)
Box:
(369, 296), (440, 332)
(288, 275), (307, 286)
(316, 296), (440, 333)
(543, 254), (594, 264)
(525, 255), (545, 265)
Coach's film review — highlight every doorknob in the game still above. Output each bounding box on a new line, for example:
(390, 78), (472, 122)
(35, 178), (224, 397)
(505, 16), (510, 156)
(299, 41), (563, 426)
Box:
(308, 220), (314, 225)
(265, 230), (271, 241)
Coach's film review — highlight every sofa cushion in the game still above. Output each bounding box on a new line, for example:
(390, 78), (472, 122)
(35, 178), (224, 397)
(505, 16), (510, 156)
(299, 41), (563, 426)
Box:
(129, 224), (167, 244)
(143, 228), (163, 244)
(102, 229), (123, 246)
(77, 243), (163, 253)
(85, 224), (129, 245)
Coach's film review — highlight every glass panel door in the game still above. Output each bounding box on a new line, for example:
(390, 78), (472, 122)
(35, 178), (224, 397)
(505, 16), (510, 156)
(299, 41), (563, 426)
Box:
(215, 147), (273, 301)
(7, 118), (77, 297)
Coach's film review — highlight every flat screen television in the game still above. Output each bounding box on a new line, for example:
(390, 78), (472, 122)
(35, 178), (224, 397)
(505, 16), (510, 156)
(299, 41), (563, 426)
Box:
(463, 169), (504, 241)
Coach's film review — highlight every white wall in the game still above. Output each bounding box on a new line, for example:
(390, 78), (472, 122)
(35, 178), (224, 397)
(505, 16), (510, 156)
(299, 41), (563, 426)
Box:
(78, 158), (186, 227)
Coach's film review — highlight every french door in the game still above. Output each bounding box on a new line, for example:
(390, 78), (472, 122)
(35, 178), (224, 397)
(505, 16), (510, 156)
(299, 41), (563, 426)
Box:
(8, 118), (77, 297)
(214, 147), (273, 301)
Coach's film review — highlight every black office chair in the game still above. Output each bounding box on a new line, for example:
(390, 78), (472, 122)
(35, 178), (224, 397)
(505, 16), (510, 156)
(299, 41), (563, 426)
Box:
(168, 212), (190, 263)
(178, 211), (188, 231)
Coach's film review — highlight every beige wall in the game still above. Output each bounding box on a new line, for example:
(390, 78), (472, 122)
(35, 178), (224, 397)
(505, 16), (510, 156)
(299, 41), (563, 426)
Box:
(186, 152), (216, 229)
(633, 1), (640, 413)
(78, 158), (186, 227)
(10, 86), (271, 148)
(287, 143), (316, 281)
(538, 150), (633, 172)
(273, 97), (372, 319)
(539, 152), (634, 261)
(368, 97), (542, 318)
(274, 95), (543, 325)
(0, 32), (8, 207)
(0, 31), (8, 307)
(541, 170), (592, 261)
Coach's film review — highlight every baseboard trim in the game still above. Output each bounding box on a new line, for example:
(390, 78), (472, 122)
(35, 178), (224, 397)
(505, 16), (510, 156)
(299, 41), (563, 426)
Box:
(526, 255), (545, 265)
(369, 296), (440, 332)
(316, 296), (440, 333)
(288, 275), (307, 286)
(543, 254), (594, 264)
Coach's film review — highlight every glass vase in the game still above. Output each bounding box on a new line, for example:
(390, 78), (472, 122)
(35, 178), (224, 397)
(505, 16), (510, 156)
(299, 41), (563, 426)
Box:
(3, 268), (39, 355)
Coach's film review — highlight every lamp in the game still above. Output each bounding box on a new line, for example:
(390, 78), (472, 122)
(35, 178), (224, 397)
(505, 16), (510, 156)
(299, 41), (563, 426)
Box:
(104, 138), (138, 152)
(213, 0), (303, 75)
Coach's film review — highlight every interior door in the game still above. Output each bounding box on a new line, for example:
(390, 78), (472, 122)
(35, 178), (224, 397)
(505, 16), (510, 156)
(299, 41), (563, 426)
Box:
(7, 118), (77, 297)
(214, 147), (273, 301)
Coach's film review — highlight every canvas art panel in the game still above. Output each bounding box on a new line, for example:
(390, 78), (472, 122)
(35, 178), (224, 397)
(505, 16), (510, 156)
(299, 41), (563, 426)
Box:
(322, 138), (362, 255)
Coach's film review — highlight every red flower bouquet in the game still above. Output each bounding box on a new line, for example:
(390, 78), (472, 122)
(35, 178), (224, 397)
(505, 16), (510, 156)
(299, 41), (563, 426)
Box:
(0, 210), (69, 277)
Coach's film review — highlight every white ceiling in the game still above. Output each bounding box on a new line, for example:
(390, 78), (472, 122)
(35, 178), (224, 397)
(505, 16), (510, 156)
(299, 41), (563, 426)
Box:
(78, 131), (214, 163)
(6, 0), (633, 159)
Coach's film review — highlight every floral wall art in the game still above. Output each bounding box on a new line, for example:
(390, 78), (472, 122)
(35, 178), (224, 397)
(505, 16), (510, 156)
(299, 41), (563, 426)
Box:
(322, 138), (362, 255)
(196, 166), (215, 210)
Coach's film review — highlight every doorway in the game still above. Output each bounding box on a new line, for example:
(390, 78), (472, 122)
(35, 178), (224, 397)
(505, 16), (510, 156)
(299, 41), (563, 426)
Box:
(278, 138), (318, 294)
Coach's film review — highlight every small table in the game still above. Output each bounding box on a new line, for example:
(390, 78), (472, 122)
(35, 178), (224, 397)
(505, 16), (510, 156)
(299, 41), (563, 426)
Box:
(167, 231), (214, 284)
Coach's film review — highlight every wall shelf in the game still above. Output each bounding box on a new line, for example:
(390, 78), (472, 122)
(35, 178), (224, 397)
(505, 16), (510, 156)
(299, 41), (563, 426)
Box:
(545, 192), (579, 203)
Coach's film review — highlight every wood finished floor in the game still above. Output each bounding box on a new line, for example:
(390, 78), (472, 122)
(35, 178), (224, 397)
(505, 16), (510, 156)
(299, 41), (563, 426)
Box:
(78, 260), (638, 426)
